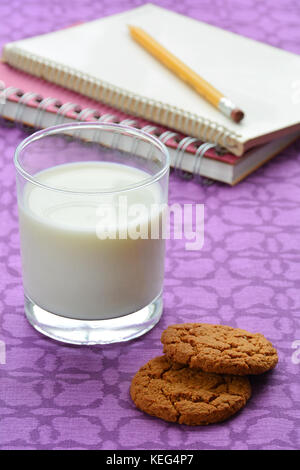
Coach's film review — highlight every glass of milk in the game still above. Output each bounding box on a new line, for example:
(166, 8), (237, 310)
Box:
(14, 123), (169, 345)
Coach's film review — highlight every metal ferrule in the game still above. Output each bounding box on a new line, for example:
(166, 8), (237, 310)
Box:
(218, 97), (236, 118)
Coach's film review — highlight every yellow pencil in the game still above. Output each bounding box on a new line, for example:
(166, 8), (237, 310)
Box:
(128, 25), (244, 123)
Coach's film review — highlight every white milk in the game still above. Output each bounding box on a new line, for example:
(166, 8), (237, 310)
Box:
(18, 162), (165, 320)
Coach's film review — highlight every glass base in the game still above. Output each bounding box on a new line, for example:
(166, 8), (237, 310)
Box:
(24, 293), (163, 345)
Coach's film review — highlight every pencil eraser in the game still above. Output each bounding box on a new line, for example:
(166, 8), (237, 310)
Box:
(231, 109), (245, 123)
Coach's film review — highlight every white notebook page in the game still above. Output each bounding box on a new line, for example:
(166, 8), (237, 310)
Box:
(4, 3), (300, 148)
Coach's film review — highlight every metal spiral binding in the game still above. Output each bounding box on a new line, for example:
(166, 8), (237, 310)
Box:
(34, 97), (60, 129)
(14, 91), (41, 126)
(0, 87), (20, 116)
(91, 113), (119, 143)
(54, 102), (80, 125)
(98, 113), (117, 122)
(146, 99), (158, 122)
(174, 136), (199, 173)
(124, 94), (135, 115)
(157, 131), (177, 171)
(200, 118), (212, 142)
(193, 142), (216, 185)
(103, 83), (116, 105)
(130, 135), (140, 157)
(177, 137), (200, 181)
(4, 45), (242, 149)
(110, 118), (138, 150)
(212, 123), (227, 146)
(221, 129), (232, 149)
(116, 93), (127, 112)
(0, 82), (219, 187)
(119, 118), (137, 127)
(79, 75), (92, 98)
(158, 131), (216, 183)
(89, 113), (115, 144)
(190, 114), (200, 137)
(159, 130), (178, 144)
(205, 122), (218, 142)
(73, 108), (101, 141)
(160, 103), (172, 125)
(141, 125), (157, 134)
(76, 108), (98, 122)
(182, 110), (192, 134)
(139, 97), (148, 117)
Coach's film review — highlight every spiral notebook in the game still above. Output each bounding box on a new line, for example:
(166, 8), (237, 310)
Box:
(2, 4), (300, 157)
(1, 61), (299, 185)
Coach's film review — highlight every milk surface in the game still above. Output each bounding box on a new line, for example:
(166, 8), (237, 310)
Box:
(18, 162), (165, 320)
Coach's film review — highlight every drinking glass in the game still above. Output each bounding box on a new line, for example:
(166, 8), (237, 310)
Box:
(14, 122), (169, 344)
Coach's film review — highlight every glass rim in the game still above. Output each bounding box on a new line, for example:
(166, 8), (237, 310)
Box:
(14, 122), (170, 195)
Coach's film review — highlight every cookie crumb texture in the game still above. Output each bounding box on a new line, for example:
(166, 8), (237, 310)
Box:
(161, 323), (278, 375)
(130, 356), (251, 425)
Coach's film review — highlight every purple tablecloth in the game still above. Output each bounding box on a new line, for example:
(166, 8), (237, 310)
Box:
(0, 0), (300, 450)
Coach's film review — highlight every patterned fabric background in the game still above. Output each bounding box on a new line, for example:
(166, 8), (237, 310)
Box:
(0, 0), (300, 450)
